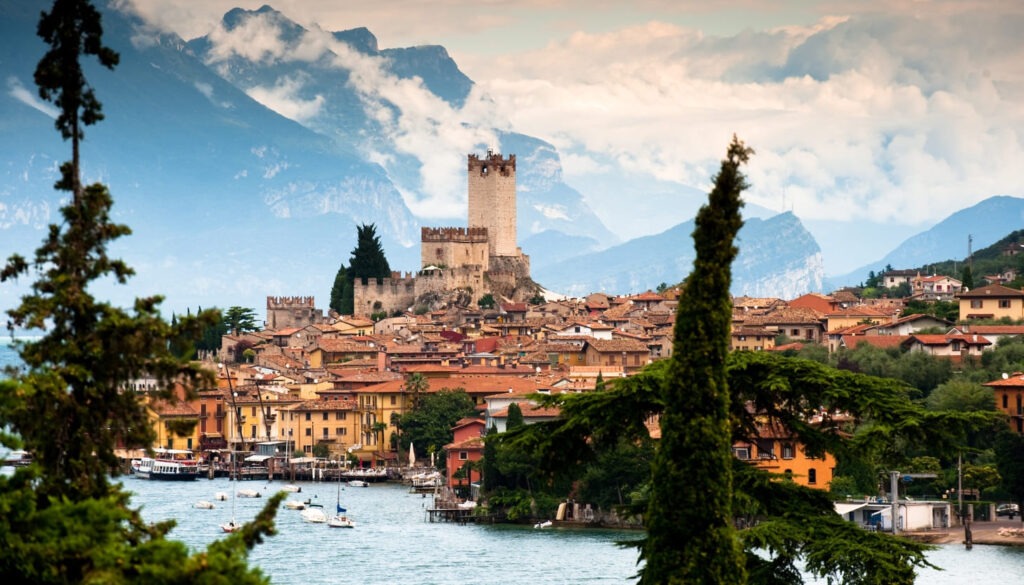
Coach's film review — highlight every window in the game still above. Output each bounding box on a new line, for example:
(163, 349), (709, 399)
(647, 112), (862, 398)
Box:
(322, 412), (329, 421)
(304, 445), (311, 453)
(459, 451), (468, 460)
(971, 299), (983, 309)
(336, 427), (346, 436)
(784, 469), (793, 481)
(251, 406), (256, 416)
(322, 428), (329, 438)
(187, 438), (193, 450)
(952, 341), (961, 352)
(732, 447), (750, 460)
(305, 412), (311, 421)
(756, 440), (774, 460)
(781, 443), (795, 460)
(305, 428), (311, 437)
(791, 329), (799, 337)
(808, 468), (817, 484)
(1004, 394), (1009, 409)
(336, 412), (346, 421)
(250, 424), (256, 438)
(1000, 299), (1012, 309)
(391, 395), (397, 405)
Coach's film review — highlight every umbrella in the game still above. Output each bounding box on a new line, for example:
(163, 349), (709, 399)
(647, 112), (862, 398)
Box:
(408, 442), (416, 468)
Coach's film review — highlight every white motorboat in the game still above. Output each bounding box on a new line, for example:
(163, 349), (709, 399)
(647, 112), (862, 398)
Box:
(237, 489), (261, 498)
(283, 500), (306, 510)
(327, 514), (355, 528)
(300, 504), (327, 523)
(347, 480), (368, 488)
(282, 484), (301, 493)
(214, 491), (228, 501)
(194, 500), (215, 509)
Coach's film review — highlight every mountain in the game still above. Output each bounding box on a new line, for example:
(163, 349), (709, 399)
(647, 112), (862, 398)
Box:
(534, 212), (824, 298)
(183, 5), (617, 248)
(828, 196), (1024, 287)
(0, 1), (613, 314)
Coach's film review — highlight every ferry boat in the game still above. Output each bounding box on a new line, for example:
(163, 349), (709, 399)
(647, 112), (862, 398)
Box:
(134, 448), (200, 481)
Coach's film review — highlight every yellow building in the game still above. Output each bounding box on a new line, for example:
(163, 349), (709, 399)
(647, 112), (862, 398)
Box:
(958, 284), (1024, 321)
(147, 397), (200, 452)
(278, 398), (361, 461)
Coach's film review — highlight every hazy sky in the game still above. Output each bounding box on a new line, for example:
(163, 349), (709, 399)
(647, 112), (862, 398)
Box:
(125, 1), (1024, 271)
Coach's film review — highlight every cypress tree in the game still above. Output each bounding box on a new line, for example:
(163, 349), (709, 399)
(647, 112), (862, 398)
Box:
(641, 136), (752, 584)
(329, 263), (349, 314)
(348, 223), (391, 284)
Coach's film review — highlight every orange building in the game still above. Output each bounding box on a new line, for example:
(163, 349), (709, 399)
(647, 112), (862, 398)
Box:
(733, 422), (837, 490)
(444, 418), (486, 497)
(983, 373), (1023, 434)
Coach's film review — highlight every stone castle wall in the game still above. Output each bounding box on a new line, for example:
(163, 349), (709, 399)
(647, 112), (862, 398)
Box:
(266, 296), (322, 330)
(421, 227), (490, 272)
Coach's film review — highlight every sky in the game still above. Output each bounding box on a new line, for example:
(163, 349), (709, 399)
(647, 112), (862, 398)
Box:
(124, 0), (1024, 273)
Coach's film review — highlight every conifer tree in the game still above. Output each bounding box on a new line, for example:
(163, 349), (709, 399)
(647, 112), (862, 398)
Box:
(0, 2), (278, 581)
(329, 263), (349, 314)
(641, 136), (751, 584)
(348, 223), (391, 283)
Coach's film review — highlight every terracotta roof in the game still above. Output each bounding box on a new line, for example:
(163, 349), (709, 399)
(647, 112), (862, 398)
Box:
(983, 373), (1024, 388)
(491, 401), (561, 418)
(957, 284), (1024, 298)
(272, 327), (302, 336)
(956, 325), (1024, 335)
(148, 398), (199, 417)
(905, 334), (991, 347)
(584, 338), (650, 353)
(314, 339), (377, 353)
(841, 335), (908, 349)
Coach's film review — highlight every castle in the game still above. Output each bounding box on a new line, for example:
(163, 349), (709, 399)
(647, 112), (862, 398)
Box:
(352, 151), (533, 317)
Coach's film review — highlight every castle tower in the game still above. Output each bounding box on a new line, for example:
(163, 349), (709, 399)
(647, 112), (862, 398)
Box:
(467, 151), (517, 257)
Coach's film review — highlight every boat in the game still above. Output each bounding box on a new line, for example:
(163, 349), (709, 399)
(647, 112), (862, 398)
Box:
(214, 491), (228, 501)
(134, 448), (200, 481)
(347, 480), (368, 488)
(194, 500), (215, 509)
(300, 503), (327, 523)
(328, 468), (355, 528)
(283, 500), (306, 510)
(237, 489), (262, 498)
(534, 520), (553, 529)
(282, 484), (301, 493)
(220, 520), (241, 533)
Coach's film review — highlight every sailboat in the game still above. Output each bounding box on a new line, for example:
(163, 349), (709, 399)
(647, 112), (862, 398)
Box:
(328, 465), (355, 528)
(221, 451), (241, 533)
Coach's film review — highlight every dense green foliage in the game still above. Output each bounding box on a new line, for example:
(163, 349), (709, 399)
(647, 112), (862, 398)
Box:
(641, 136), (751, 584)
(0, 2), (278, 581)
(223, 306), (260, 334)
(477, 293), (496, 309)
(329, 264), (349, 314)
(348, 224), (391, 283)
(397, 389), (476, 461)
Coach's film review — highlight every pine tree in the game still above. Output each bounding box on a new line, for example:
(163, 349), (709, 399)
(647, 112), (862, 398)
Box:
(348, 223), (391, 283)
(641, 136), (751, 584)
(329, 263), (349, 314)
(0, 2), (278, 581)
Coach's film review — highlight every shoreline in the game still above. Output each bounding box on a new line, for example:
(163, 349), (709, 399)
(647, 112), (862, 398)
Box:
(903, 519), (1024, 547)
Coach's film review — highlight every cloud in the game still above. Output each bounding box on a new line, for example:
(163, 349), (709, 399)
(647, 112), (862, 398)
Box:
(470, 9), (1024, 227)
(245, 75), (325, 123)
(6, 77), (59, 119)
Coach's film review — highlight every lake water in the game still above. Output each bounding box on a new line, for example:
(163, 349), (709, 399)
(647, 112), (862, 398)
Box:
(5, 340), (1024, 582)
(123, 477), (1024, 584)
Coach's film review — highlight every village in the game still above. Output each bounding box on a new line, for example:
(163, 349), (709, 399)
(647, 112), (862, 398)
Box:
(129, 151), (1024, 538)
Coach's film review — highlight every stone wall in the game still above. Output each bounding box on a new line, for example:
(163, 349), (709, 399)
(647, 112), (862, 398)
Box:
(266, 296), (322, 330)
(467, 152), (517, 257)
(421, 227), (490, 271)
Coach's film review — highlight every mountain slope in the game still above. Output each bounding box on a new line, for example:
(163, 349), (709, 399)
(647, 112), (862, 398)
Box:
(829, 195), (1024, 287)
(534, 212), (824, 298)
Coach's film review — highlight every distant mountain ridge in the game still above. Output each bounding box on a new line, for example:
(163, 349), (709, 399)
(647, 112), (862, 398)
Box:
(828, 196), (1024, 288)
(534, 212), (824, 298)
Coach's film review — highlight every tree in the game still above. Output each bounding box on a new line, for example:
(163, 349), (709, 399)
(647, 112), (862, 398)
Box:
(506, 402), (524, 430)
(348, 223), (391, 283)
(223, 306), (260, 334)
(642, 136), (751, 584)
(925, 380), (995, 413)
(478, 293), (496, 309)
(482, 424), (500, 492)
(0, 1), (277, 581)
(961, 265), (974, 290)
(994, 431), (1024, 522)
(398, 389), (476, 458)
(405, 372), (429, 411)
(329, 263), (352, 315)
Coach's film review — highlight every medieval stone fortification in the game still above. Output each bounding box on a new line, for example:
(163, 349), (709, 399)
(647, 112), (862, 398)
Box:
(266, 296), (323, 329)
(353, 151), (534, 316)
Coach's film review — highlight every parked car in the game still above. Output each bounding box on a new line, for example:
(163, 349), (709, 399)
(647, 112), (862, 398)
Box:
(996, 503), (1019, 518)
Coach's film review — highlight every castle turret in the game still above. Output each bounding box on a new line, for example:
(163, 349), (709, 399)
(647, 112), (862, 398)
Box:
(468, 151), (517, 257)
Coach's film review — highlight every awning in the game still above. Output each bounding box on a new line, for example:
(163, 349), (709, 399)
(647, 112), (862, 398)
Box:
(834, 502), (868, 516)
(244, 454), (272, 462)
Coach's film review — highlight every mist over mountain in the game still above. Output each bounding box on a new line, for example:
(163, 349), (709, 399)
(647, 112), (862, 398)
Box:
(1, 1), (1011, 314)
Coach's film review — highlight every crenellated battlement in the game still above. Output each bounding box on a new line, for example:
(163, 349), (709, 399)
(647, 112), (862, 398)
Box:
(468, 150), (515, 176)
(421, 226), (488, 243)
(267, 296), (315, 309)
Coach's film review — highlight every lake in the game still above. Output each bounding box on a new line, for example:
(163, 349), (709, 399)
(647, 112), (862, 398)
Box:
(123, 476), (1024, 584)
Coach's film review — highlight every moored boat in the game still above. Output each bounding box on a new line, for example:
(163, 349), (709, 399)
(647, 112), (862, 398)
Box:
(134, 449), (200, 481)
(300, 503), (327, 523)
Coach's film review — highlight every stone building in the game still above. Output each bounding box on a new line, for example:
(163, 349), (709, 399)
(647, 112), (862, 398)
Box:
(353, 151), (534, 317)
(266, 296), (323, 330)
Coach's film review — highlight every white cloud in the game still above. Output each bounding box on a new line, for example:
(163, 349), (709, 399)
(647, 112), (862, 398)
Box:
(245, 75), (325, 123)
(6, 77), (58, 119)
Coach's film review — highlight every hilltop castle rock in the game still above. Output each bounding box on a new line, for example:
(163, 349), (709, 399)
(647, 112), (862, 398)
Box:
(353, 152), (536, 316)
